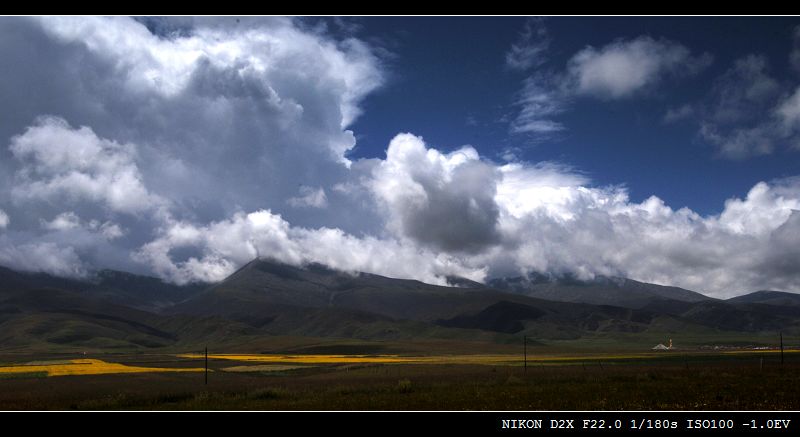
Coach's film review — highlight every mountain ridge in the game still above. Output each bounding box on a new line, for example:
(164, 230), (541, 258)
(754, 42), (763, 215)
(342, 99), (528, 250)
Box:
(2, 259), (800, 352)
(727, 290), (800, 307)
(487, 274), (714, 309)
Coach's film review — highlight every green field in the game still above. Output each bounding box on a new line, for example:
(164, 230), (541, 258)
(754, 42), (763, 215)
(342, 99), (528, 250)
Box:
(0, 347), (798, 410)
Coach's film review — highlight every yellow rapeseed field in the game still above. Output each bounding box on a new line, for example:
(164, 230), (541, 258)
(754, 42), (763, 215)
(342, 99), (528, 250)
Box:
(179, 353), (523, 365)
(176, 351), (749, 366)
(222, 364), (311, 372)
(0, 359), (205, 377)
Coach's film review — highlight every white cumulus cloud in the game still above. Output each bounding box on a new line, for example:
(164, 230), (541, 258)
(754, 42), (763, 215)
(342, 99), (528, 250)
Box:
(41, 212), (82, 231)
(0, 16), (386, 278)
(288, 186), (328, 208)
(128, 132), (800, 298)
(567, 36), (711, 99)
(2, 16), (800, 300)
(134, 209), (484, 286)
(366, 134), (501, 253)
(0, 241), (85, 278)
(10, 116), (164, 214)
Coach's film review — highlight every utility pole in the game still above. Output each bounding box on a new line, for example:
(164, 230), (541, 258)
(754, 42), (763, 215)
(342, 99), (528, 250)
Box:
(524, 336), (527, 373)
(780, 332), (784, 365)
(205, 346), (208, 385)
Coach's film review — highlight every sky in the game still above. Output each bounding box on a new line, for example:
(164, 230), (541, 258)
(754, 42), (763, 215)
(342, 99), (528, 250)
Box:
(1, 16), (800, 298)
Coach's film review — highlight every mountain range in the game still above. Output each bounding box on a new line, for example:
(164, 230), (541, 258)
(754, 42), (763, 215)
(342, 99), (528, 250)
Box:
(1, 259), (798, 353)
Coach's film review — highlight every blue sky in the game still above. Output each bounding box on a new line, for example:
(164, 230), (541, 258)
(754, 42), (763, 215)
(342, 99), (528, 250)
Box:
(346, 17), (800, 216)
(2, 16), (800, 297)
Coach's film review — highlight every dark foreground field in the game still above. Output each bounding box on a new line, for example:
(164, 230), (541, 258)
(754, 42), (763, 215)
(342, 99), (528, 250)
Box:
(1, 352), (799, 410)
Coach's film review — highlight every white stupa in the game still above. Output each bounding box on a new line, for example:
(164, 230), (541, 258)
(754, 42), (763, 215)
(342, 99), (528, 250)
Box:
(652, 339), (673, 351)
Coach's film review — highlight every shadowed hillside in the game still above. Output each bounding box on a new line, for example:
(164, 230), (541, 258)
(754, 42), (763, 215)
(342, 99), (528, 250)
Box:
(2, 259), (800, 352)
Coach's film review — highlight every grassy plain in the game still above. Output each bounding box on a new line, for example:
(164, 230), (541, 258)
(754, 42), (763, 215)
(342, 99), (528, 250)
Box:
(0, 346), (798, 410)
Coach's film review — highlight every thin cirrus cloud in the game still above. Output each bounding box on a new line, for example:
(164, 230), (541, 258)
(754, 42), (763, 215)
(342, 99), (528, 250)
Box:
(662, 104), (696, 124)
(505, 18), (550, 72)
(1, 17), (800, 298)
(509, 75), (567, 135)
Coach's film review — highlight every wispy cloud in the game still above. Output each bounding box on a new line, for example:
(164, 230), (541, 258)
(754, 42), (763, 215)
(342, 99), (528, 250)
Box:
(510, 75), (567, 135)
(695, 54), (800, 159)
(663, 104), (695, 124)
(505, 18), (550, 71)
(791, 25), (800, 73)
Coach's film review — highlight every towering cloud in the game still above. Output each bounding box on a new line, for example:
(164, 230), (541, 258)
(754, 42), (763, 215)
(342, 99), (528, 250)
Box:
(132, 131), (800, 297)
(366, 134), (501, 253)
(1, 17), (800, 298)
